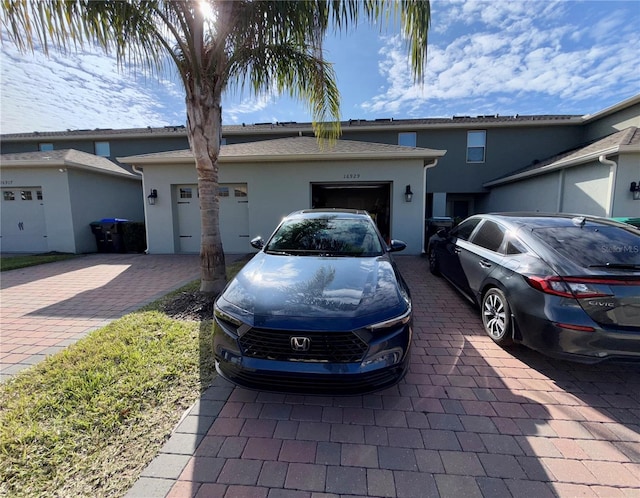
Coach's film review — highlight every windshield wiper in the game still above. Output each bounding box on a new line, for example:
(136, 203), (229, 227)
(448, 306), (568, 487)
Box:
(589, 263), (640, 270)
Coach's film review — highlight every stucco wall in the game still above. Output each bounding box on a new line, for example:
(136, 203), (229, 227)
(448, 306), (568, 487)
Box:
(611, 153), (640, 217)
(480, 173), (561, 213)
(140, 158), (426, 255)
(561, 162), (611, 216)
(68, 169), (143, 253)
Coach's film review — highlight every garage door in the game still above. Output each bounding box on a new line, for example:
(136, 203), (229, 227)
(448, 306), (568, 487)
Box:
(175, 183), (250, 254)
(1, 187), (48, 253)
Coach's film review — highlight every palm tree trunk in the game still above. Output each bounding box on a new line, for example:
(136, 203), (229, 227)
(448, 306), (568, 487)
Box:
(186, 83), (227, 295)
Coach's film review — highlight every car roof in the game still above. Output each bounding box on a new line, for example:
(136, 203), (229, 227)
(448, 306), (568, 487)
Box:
(287, 208), (372, 219)
(470, 212), (633, 230)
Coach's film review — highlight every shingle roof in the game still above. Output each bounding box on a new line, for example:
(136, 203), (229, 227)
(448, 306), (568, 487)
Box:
(0, 149), (138, 178)
(484, 127), (640, 187)
(118, 136), (446, 164)
(0, 114), (584, 141)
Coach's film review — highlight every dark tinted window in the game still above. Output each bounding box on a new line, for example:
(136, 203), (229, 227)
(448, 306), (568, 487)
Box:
(266, 216), (383, 256)
(452, 218), (481, 241)
(472, 220), (505, 252)
(505, 236), (527, 255)
(532, 226), (640, 266)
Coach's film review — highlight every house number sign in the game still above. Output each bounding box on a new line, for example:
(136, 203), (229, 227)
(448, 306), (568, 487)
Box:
(1, 180), (14, 185)
(343, 173), (360, 179)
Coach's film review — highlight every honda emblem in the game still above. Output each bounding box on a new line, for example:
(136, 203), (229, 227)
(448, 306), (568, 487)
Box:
(290, 336), (311, 352)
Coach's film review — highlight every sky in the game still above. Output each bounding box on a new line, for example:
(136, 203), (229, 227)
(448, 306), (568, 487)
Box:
(1, 0), (639, 135)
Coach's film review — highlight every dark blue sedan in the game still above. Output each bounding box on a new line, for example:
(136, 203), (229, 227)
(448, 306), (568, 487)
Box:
(214, 209), (412, 394)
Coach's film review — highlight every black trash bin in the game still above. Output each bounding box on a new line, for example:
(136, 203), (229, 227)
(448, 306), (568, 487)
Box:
(424, 216), (454, 251)
(90, 218), (128, 253)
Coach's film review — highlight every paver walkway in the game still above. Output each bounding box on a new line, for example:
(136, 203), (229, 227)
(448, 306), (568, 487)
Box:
(1, 253), (200, 379)
(127, 256), (640, 498)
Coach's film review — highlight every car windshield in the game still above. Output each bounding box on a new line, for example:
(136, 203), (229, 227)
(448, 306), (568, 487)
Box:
(265, 216), (384, 256)
(531, 225), (640, 267)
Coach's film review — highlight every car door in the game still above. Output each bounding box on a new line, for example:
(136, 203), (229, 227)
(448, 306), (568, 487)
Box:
(460, 219), (507, 299)
(437, 217), (482, 294)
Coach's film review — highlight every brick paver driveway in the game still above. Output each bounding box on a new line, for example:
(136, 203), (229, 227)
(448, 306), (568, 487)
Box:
(128, 255), (640, 498)
(1, 253), (200, 379)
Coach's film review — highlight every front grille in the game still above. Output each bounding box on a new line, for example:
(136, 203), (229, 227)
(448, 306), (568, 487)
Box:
(239, 329), (368, 363)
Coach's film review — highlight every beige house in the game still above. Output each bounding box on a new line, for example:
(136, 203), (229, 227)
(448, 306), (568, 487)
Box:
(0, 150), (143, 253)
(120, 137), (446, 255)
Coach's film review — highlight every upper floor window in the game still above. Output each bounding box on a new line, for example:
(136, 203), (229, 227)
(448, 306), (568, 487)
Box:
(39, 143), (54, 151)
(398, 132), (417, 147)
(467, 130), (486, 163)
(94, 141), (111, 157)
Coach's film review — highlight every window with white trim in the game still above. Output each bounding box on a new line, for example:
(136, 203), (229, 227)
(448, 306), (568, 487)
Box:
(398, 132), (417, 147)
(466, 130), (486, 163)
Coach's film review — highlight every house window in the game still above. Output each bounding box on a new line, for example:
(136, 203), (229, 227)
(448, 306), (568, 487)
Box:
(179, 188), (193, 199)
(39, 143), (54, 151)
(467, 130), (486, 163)
(234, 186), (247, 197)
(398, 132), (417, 147)
(221, 137), (227, 145)
(37, 190), (43, 200)
(3, 191), (15, 201)
(21, 190), (33, 201)
(218, 187), (229, 197)
(94, 141), (111, 157)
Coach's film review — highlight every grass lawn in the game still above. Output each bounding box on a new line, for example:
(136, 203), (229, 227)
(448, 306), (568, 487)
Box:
(0, 261), (246, 498)
(0, 253), (77, 271)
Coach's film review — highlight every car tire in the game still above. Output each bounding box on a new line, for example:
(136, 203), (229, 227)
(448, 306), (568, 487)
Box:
(481, 288), (514, 346)
(428, 249), (440, 276)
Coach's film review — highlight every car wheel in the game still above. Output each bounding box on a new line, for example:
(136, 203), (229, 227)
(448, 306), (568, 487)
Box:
(428, 249), (440, 276)
(481, 288), (513, 346)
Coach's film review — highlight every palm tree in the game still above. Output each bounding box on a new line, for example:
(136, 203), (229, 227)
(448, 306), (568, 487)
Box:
(1, 0), (431, 293)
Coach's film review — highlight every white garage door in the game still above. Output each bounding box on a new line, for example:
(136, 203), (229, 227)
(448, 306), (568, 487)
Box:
(175, 183), (250, 254)
(1, 187), (48, 253)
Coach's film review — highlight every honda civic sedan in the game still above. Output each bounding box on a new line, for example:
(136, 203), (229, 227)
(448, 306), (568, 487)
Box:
(427, 213), (640, 363)
(214, 209), (412, 394)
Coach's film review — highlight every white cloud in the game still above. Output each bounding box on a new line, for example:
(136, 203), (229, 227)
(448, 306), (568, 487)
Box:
(360, 0), (640, 117)
(0, 41), (185, 133)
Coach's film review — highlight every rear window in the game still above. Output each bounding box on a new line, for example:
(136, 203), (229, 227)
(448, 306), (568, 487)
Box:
(532, 226), (640, 266)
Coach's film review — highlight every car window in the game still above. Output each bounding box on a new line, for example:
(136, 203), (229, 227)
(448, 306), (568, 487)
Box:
(266, 216), (384, 256)
(532, 225), (640, 266)
(470, 220), (505, 252)
(451, 218), (481, 241)
(504, 235), (527, 255)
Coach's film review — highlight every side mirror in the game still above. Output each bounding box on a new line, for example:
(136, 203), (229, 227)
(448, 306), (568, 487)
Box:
(388, 240), (407, 252)
(250, 236), (264, 250)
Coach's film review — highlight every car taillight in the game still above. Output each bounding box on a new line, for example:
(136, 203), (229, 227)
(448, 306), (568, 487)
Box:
(524, 276), (612, 299)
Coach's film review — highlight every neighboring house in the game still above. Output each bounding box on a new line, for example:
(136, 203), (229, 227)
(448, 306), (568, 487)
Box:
(482, 127), (640, 218)
(1, 94), (638, 255)
(0, 150), (143, 253)
(119, 137), (445, 255)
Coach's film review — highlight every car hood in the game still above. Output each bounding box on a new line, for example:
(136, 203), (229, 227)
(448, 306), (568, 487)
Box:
(217, 252), (409, 330)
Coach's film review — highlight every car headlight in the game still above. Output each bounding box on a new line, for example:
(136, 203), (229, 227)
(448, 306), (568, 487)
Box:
(366, 306), (412, 332)
(214, 305), (251, 337)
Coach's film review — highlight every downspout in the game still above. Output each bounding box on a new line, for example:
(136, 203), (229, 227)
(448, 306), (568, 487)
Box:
(422, 159), (439, 253)
(556, 169), (565, 213)
(599, 154), (617, 217)
(131, 164), (150, 254)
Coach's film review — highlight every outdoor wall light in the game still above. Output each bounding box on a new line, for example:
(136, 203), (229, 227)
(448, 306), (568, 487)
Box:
(147, 188), (158, 205)
(404, 185), (414, 203)
(631, 181), (640, 201)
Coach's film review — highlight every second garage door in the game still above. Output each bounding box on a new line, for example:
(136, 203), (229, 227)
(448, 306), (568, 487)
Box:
(175, 183), (250, 254)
